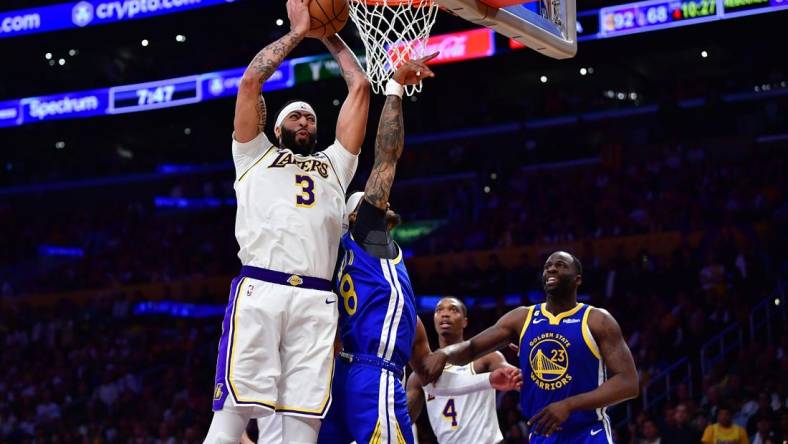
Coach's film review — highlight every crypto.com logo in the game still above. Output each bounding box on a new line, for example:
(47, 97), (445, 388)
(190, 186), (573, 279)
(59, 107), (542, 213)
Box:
(72, 1), (95, 27)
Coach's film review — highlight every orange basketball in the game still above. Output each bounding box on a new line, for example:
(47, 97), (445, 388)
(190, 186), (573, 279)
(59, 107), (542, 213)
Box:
(306, 0), (349, 39)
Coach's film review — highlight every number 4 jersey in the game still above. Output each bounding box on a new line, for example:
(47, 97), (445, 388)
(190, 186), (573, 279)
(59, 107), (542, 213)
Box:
(231, 132), (357, 280)
(424, 363), (504, 444)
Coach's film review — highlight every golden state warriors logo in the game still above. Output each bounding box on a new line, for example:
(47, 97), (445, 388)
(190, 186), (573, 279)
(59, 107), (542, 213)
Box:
(528, 332), (573, 390)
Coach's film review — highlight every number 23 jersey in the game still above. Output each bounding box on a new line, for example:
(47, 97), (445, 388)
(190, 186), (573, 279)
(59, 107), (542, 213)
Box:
(232, 132), (358, 280)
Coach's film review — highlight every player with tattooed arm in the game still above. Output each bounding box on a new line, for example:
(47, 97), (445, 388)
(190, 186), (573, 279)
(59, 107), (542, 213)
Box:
(204, 0), (370, 442)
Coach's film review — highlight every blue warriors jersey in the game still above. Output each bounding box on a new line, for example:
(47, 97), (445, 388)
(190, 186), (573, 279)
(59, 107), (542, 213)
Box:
(335, 232), (417, 367)
(519, 303), (611, 434)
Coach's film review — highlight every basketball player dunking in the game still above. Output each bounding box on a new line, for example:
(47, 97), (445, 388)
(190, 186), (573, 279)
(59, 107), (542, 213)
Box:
(407, 297), (515, 444)
(423, 251), (639, 444)
(203, 0), (370, 442)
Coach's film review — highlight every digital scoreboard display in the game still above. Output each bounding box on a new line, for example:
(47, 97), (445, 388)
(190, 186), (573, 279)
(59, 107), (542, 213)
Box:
(109, 76), (200, 113)
(600, 0), (718, 36)
(600, 0), (786, 37)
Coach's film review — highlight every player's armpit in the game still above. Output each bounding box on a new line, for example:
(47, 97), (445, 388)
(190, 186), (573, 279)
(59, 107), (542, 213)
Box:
(591, 308), (638, 400)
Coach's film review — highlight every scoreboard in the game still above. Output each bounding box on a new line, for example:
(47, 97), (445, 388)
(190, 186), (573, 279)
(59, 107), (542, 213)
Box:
(600, 0), (785, 36)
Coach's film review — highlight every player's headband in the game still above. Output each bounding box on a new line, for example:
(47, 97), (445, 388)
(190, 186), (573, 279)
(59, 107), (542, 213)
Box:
(343, 192), (365, 233)
(275, 101), (317, 129)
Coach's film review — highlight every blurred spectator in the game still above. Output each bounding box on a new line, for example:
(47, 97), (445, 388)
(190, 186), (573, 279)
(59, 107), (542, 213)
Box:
(639, 418), (662, 444)
(663, 403), (702, 444)
(702, 404), (750, 444)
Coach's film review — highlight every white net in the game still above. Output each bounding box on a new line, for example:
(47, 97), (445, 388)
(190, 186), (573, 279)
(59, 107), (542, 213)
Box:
(348, 0), (439, 96)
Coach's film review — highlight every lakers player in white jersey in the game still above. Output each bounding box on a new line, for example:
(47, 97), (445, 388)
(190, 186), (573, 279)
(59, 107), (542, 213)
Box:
(203, 0), (370, 443)
(407, 297), (514, 444)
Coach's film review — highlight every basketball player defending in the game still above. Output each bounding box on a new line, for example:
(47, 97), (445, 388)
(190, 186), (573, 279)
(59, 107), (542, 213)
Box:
(316, 56), (521, 444)
(423, 252), (639, 444)
(204, 0), (370, 442)
(407, 297), (515, 443)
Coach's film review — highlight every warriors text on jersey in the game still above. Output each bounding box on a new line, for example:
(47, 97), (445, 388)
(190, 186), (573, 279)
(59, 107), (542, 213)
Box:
(519, 303), (613, 440)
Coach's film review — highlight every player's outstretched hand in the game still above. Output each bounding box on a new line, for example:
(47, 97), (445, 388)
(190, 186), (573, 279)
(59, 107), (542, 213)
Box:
(287, 0), (311, 37)
(489, 367), (523, 392)
(392, 52), (439, 86)
(527, 400), (571, 437)
(421, 350), (449, 384)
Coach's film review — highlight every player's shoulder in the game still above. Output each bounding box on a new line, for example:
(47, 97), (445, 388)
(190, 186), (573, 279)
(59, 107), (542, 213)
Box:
(586, 305), (613, 321)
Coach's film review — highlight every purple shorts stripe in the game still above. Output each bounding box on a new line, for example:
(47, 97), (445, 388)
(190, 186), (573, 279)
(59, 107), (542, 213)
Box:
(212, 276), (242, 411)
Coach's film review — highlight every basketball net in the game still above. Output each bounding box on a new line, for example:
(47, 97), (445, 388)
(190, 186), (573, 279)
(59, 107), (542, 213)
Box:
(348, 0), (439, 96)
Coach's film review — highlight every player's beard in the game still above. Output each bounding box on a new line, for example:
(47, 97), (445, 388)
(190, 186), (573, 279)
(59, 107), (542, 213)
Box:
(280, 127), (317, 156)
(543, 273), (575, 298)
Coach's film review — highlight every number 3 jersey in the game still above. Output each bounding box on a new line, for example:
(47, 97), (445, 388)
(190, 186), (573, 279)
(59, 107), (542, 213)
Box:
(231, 132), (357, 280)
(518, 303), (611, 432)
(424, 363), (504, 444)
(335, 232), (417, 368)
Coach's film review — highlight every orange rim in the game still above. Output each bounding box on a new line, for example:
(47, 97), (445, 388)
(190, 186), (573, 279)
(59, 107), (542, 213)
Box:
(352, 0), (435, 7)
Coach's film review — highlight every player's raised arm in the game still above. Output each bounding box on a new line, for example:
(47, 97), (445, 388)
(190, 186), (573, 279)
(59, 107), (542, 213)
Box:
(527, 308), (639, 436)
(364, 53), (437, 209)
(422, 306), (529, 383)
(321, 35), (370, 154)
(234, 0), (310, 143)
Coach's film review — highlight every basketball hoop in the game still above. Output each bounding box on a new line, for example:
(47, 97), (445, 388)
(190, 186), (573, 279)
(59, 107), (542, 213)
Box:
(348, 0), (439, 95)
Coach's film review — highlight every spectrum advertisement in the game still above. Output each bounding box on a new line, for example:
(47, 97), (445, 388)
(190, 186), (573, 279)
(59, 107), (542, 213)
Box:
(0, 62), (292, 128)
(0, 0), (234, 39)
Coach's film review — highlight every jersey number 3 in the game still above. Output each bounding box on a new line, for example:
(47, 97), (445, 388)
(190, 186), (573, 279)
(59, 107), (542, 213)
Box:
(442, 398), (459, 428)
(295, 175), (315, 207)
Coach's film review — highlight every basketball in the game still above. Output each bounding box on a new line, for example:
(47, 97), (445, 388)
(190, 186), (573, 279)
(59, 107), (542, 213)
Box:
(306, 0), (349, 39)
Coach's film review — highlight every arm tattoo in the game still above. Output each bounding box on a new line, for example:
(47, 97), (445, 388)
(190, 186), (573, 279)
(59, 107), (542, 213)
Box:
(323, 35), (366, 88)
(248, 30), (303, 84)
(241, 31), (301, 134)
(364, 96), (403, 208)
(256, 93), (267, 135)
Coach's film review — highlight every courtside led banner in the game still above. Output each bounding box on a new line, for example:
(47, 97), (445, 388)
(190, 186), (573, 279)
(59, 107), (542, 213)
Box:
(0, 0), (235, 39)
(0, 62), (292, 128)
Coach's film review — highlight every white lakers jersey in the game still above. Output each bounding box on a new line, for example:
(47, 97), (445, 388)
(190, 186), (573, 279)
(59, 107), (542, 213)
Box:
(231, 132), (358, 280)
(424, 363), (504, 444)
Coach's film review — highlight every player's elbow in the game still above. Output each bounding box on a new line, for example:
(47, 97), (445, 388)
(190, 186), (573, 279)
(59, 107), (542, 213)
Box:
(239, 74), (262, 94)
(623, 373), (639, 400)
(348, 76), (371, 95)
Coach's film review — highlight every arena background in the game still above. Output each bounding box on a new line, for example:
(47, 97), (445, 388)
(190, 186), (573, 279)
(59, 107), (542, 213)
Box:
(0, 0), (786, 442)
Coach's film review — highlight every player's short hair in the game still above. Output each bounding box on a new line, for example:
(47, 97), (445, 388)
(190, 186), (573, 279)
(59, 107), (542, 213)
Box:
(440, 296), (467, 317)
(569, 253), (583, 276)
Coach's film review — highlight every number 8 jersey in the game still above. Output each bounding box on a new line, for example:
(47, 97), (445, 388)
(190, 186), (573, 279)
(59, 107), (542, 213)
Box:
(335, 232), (417, 368)
(232, 132), (357, 280)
